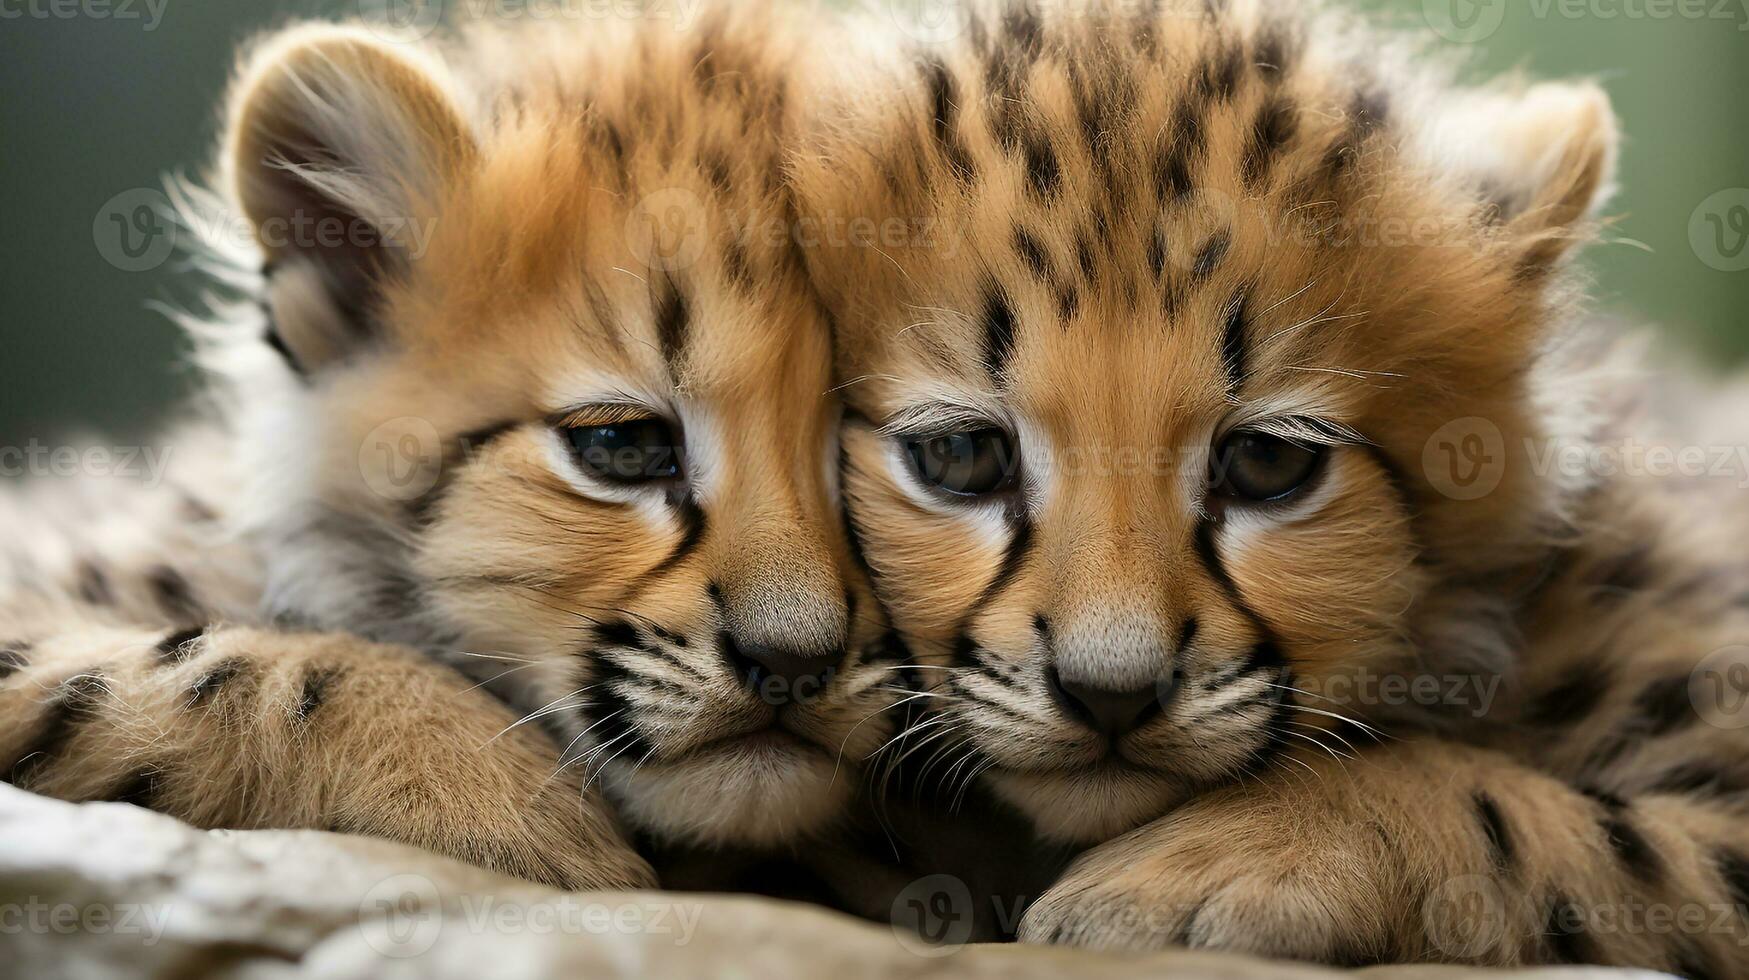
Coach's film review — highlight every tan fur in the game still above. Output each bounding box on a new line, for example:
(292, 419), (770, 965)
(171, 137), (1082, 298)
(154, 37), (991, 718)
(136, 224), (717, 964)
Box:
(2, 2), (907, 887)
(794, 0), (1749, 971)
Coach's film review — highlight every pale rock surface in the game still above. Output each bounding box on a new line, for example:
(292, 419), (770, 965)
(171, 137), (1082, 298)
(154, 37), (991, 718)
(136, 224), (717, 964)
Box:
(0, 785), (1662, 979)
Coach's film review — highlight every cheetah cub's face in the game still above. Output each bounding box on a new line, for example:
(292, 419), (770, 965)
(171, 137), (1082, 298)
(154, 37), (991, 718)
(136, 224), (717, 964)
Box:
(795, 1), (1616, 842)
(220, 15), (901, 848)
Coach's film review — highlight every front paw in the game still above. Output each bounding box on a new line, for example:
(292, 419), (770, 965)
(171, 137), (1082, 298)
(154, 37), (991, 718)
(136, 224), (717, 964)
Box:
(1018, 788), (1398, 963)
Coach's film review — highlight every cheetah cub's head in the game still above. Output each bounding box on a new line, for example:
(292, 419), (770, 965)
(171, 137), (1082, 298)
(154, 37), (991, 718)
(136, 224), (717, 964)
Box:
(203, 11), (905, 848)
(794, 0), (1617, 843)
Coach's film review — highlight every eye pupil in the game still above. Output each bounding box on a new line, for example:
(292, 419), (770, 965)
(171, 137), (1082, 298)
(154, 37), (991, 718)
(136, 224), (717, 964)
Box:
(905, 427), (1017, 496)
(1215, 431), (1321, 501)
(565, 418), (682, 483)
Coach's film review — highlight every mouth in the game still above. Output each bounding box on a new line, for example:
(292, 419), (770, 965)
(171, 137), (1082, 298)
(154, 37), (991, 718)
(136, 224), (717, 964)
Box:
(982, 762), (1186, 843)
(602, 718), (855, 849)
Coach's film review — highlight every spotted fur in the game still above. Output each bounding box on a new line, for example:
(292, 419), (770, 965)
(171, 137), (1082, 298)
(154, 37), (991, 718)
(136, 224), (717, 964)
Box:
(795, 0), (1749, 970)
(1, 3), (908, 886)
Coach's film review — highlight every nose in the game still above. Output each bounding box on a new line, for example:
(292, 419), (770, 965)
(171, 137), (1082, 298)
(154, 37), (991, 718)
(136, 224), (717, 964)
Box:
(1047, 665), (1175, 740)
(725, 636), (847, 707)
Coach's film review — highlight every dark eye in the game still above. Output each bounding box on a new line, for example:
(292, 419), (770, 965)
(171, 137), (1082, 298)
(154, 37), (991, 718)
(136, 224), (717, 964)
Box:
(1213, 431), (1321, 502)
(904, 428), (1018, 496)
(564, 418), (683, 484)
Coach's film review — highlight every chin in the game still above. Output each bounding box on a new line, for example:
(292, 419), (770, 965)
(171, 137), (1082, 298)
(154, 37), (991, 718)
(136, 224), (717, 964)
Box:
(985, 765), (1185, 843)
(606, 732), (851, 848)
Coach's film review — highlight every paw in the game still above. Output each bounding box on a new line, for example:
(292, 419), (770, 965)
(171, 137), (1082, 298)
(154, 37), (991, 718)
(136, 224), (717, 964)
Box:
(1018, 788), (1397, 962)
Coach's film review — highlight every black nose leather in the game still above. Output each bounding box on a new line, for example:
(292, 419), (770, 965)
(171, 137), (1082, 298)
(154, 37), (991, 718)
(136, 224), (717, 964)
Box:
(725, 638), (845, 706)
(1048, 666), (1171, 739)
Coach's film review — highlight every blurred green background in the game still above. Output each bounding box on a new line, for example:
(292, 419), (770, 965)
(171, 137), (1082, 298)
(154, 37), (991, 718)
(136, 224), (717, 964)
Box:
(0, 0), (1744, 447)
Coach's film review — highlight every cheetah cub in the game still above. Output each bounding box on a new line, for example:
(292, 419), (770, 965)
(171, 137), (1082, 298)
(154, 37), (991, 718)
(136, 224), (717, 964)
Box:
(2, 4), (906, 888)
(796, 0), (1749, 970)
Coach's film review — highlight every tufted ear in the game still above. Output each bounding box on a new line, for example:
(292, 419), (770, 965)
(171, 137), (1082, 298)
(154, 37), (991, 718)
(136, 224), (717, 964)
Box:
(225, 25), (475, 372)
(1423, 80), (1619, 272)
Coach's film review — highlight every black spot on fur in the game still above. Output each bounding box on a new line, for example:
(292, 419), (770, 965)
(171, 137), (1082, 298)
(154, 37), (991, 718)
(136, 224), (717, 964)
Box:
(0, 641), (29, 680)
(922, 57), (976, 183)
(1002, 2), (1044, 58)
(106, 769), (162, 808)
(1633, 673), (1699, 737)
(1646, 761), (1749, 798)
(1242, 95), (1298, 190)
(1024, 137), (1061, 199)
(146, 565), (202, 624)
(6, 672), (108, 786)
(297, 666), (341, 720)
(701, 151), (732, 194)
(1541, 895), (1595, 964)
(1255, 24), (1294, 81)
(1191, 231), (1230, 284)
(1146, 228), (1167, 280)
(155, 627), (205, 664)
(1596, 799), (1660, 882)
(76, 562), (114, 606)
(1197, 41), (1244, 103)
(187, 657), (249, 708)
(654, 277), (690, 372)
(722, 237), (753, 291)
(1592, 545), (1653, 596)
(1220, 290), (1250, 391)
(1473, 792), (1514, 870)
(1527, 669), (1612, 728)
(1057, 286), (1080, 321)
(596, 621), (645, 650)
(982, 285), (1019, 381)
(1014, 228), (1053, 283)
(1075, 232), (1098, 284)
(1153, 103), (1203, 202)
(1715, 849), (1749, 910)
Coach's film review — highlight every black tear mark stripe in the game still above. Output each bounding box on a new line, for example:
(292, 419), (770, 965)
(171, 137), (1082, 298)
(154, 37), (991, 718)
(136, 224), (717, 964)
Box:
(187, 657), (251, 708)
(156, 627), (206, 665)
(654, 276), (690, 375)
(263, 317), (307, 378)
(1192, 519), (1286, 657)
(1473, 792), (1515, 871)
(970, 518), (1034, 620)
(5, 672), (109, 786)
(982, 284), (1019, 381)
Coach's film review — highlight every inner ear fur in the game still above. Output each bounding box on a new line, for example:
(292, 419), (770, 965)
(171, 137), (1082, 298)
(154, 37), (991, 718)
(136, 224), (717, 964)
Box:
(223, 24), (475, 371)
